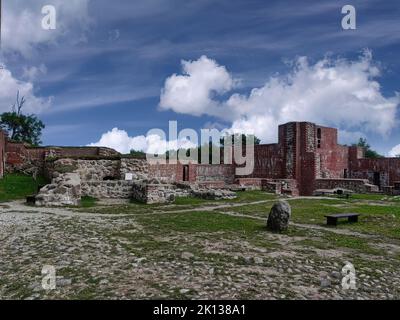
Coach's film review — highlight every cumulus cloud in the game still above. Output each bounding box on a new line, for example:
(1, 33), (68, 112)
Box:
(388, 145), (400, 157)
(88, 128), (196, 154)
(160, 55), (236, 116)
(0, 65), (52, 114)
(160, 52), (399, 143)
(2, 0), (91, 56)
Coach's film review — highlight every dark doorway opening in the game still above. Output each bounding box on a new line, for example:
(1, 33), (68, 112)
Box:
(344, 169), (348, 178)
(183, 165), (189, 182)
(373, 172), (381, 188)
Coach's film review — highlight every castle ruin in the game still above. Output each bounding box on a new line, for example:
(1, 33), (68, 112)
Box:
(1, 121), (400, 206)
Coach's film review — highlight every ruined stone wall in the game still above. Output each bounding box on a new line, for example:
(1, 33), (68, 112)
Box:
(120, 158), (149, 179)
(0, 131), (6, 178)
(45, 146), (119, 159)
(235, 178), (264, 189)
(46, 158), (121, 181)
(349, 158), (400, 188)
(81, 181), (135, 199)
(131, 182), (184, 204)
(315, 178), (379, 193)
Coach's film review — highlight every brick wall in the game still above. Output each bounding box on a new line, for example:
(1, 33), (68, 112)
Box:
(349, 157), (400, 189)
(5, 142), (120, 176)
(277, 122), (317, 195)
(241, 144), (283, 179)
(5, 142), (46, 175)
(196, 164), (235, 183)
(315, 126), (349, 179)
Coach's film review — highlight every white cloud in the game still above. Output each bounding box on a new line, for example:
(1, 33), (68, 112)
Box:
(160, 55), (236, 116)
(160, 52), (399, 143)
(88, 128), (196, 154)
(388, 145), (400, 157)
(22, 64), (48, 81)
(2, 0), (91, 57)
(338, 130), (366, 145)
(0, 65), (52, 114)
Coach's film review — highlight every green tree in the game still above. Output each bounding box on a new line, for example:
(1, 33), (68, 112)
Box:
(353, 138), (382, 159)
(0, 92), (45, 146)
(220, 133), (261, 146)
(129, 149), (146, 157)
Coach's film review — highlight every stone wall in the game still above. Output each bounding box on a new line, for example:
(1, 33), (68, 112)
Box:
(315, 178), (379, 193)
(44, 146), (119, 159)
(46, 158), (120, 181)
(81, 181), (134, 199)
(120, 158), (149, 179)
(132, 181), (180, 204)
(235, 178), (263, 189)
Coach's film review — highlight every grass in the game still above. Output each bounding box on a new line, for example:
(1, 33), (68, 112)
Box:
(171, 190), (276, 206)
(80, 196), (98, 208)
(76, 189), (400, 239)
(222, 195), (400, 239)
(0, 174), (48, 202)
(174, 196), (214, 206)
(232, 190), (278, 202)
(296, 234), (382, 255)
(137, 210), (263, 234)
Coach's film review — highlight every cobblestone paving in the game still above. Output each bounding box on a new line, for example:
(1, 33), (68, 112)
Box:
(0, 201), (399, 300)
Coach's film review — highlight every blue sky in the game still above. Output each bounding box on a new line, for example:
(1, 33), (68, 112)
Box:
(1, 0), (400, 155)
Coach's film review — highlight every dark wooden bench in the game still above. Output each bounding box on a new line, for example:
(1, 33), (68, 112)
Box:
(335, 189), (351, 199)
(325, 213), (360, 226)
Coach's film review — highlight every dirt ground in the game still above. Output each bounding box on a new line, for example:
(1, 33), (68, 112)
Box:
(0, 198), (399, 300)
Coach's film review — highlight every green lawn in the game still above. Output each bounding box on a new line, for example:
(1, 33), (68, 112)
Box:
(229, 190), (277, 202)
(66, 187), (400, 240)
(79, 196), (98, 208)
(0, 174), (48, 202)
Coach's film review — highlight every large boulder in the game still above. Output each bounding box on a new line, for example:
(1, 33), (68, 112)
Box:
(267, 200), (291, 232)
(35, 173), (81, 207)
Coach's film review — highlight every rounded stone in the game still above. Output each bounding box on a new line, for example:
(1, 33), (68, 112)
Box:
(266, 200), (291, 232)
